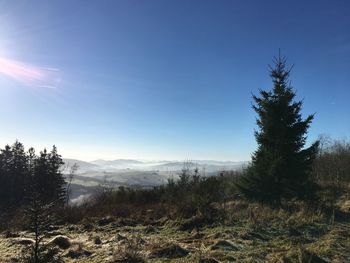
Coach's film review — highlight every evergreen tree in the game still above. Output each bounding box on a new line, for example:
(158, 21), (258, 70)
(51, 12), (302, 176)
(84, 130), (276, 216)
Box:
(0, 141), (28, 206)
(0, 145), (13, 205)
(0, 142), (66, 210)
(24, 191), (58, 263)
(236, 54), (319, 205)
(48, 145), (66, 204)
(11, 141), (28, 203)
(32, 146), (65, 204)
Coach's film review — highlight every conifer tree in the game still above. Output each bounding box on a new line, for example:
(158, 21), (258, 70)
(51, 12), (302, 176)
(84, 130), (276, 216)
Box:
(24, 191), (57, 263)
(237, 54), (319, 205)
(0, 141), (28, 206)
(0, 142), (66, 209)
(11, 141), (28, 203)
(32, 146), (65, 204)
(0, 145), (13, 205)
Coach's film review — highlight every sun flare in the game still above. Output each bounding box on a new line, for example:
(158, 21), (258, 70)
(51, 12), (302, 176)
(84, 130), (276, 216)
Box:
(0, 57), (60, 89)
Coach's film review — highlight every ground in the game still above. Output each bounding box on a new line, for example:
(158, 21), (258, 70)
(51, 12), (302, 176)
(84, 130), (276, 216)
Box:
(1, 211), (350, 263)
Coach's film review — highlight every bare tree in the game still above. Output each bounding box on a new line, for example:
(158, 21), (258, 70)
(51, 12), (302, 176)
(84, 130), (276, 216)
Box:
(65, 163), (78, 205)
(312, 136), (350, 224)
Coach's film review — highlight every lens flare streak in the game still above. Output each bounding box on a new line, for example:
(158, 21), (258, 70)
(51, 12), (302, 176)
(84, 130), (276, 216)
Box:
(0, 57), (60, 89)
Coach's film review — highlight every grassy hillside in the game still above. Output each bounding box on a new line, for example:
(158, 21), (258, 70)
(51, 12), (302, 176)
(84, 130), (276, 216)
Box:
(1, 198), (349, 262)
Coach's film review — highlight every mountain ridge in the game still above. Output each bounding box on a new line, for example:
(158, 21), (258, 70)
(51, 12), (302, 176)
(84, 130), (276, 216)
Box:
(63, 158), (249, 174)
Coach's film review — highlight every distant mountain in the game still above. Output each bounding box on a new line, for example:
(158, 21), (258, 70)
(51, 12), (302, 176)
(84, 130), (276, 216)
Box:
(62, 158), (99, 173)
(63, 158), (248, 175)
(91, 159), (144, 166)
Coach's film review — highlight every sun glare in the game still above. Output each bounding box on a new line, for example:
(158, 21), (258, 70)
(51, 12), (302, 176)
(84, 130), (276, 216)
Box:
(0, 57), (60, 89)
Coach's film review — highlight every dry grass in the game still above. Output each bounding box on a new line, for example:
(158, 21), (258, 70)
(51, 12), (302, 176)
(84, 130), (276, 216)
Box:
(112, 234), (146, 263)
(1, 187), (349, 262)
(224, 199), (326, 228)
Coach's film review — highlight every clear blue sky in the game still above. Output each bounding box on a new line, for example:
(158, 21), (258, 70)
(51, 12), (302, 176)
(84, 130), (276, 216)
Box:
(0, 0), (349, 161)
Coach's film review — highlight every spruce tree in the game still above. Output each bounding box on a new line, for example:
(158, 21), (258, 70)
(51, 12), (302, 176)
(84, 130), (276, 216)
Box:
(0, 141), (28, 207)
(237, 54), (319, 205)
(24, 191), (57, 263)
(32, 146), (65, 204)
(0, 142), (66, 209)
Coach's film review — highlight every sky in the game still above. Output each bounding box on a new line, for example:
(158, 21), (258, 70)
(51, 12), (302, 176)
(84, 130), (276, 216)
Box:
(0, 0), (349, 161)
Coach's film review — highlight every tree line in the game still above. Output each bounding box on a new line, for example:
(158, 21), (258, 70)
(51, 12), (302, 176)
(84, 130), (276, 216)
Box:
(0, 141), (66, 210)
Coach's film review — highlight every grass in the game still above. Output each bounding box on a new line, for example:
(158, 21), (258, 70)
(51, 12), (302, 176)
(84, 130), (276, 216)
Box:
(1, 197), (350, 263)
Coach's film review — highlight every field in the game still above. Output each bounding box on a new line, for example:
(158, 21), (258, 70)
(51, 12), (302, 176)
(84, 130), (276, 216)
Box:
(1, 198), (349, 263)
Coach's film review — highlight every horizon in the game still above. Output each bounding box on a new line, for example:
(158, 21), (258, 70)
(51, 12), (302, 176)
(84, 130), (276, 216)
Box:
(63, 157), (249, 163)
(0, 1), (349, 161)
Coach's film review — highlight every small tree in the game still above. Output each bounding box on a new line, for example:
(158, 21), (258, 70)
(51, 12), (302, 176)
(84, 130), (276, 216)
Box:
(24, 191), (57, 263)
(237, 54), (319, 205)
